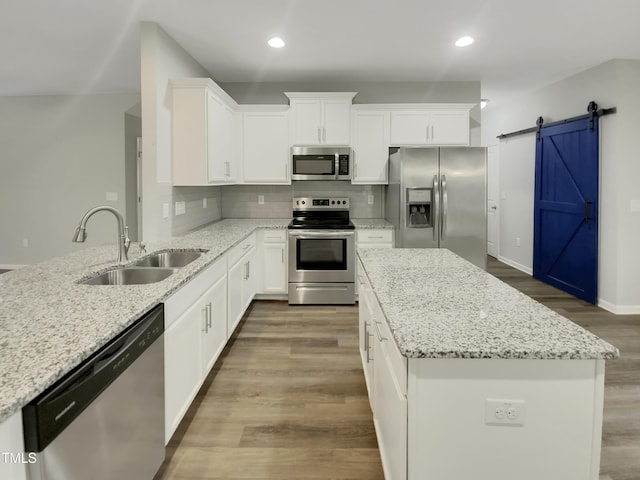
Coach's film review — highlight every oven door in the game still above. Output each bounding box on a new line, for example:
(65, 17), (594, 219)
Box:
(288, 230), (355, 283)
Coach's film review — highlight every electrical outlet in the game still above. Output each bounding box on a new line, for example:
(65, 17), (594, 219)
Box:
(22, 238), (29, 248)
(485, 398), (526, 426)
(258, 195), (265, 205)
(175, 201), (186, 216)
(368, 194), (374, 205)
(162, 203), (170, 219)
(516, 237), (521, 247)
(203, 198), (207, 209)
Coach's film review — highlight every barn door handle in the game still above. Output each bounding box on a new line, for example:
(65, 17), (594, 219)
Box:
(583, 200), (593, 224)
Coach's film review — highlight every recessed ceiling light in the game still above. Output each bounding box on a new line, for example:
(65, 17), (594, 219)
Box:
(268, 37), (285, 48)
(455, 36), (474, 47)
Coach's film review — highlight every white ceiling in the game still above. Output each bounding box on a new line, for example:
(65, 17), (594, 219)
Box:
(3, 0), (640, 105)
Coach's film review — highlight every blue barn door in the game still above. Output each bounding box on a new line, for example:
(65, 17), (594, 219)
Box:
(533, 117), (599, 304)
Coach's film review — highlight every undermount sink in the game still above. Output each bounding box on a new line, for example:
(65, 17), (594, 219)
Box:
(132, 250), (206, 268)
(81, 267), (176, 285)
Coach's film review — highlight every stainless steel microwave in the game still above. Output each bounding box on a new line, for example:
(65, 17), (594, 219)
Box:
(291, 146), (352, 181)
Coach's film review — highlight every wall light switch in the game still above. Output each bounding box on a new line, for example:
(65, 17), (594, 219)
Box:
(106, 192), (118, 201)
(203, 198), (208, 209)
(22, 238), (29, 248)
(258, 195), (265, 205)
(162, 203), (170, 219)
(368, 195), (374, 205)
(630, 199), (640, 213)
(175, 201), (186, 216)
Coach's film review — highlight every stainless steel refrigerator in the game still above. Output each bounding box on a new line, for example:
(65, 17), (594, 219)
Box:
(385, 147), (487, 269)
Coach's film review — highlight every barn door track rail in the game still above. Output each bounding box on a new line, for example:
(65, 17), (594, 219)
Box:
(497, 101), (616, 140)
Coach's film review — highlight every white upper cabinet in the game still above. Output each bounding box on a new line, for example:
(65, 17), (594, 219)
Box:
(172, 78), (239, 185)
(390, 105), (472, 146)
(351, 108), (391, 184)
(285, 92), (356, 145)
(240, 106), (290, 184)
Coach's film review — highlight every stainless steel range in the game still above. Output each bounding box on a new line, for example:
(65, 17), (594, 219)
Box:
(288, 197), (355, 305)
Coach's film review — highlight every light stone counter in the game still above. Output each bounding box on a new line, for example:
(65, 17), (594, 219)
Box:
(351, 218), (393, 229)
(357, 248), (619, 360)
(0, 219), (289, 423)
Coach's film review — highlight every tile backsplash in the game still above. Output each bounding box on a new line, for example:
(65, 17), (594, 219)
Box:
(221, 182), (384, 218)
(171, 182), (385, 236)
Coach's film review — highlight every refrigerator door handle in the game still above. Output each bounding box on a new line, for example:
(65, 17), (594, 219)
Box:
(441, 174), (448, 240)
(433, 174), (440, 241)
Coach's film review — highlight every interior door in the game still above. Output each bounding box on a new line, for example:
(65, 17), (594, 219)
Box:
(533, 117), (598, 304)
(487, 145), (499, 258)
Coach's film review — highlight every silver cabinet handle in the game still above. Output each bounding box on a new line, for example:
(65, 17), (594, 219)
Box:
(441, 174), (448, 240)
(242, 243), (252, 250)
(368, 235), (384, 239)
(202, 306), (208, 333)
(281, 247), (285, 264)
(207, 302), (212, 329)
(247, 260), (251, 279)
(426, 125), (429, 141)
(317, 127), (321, 143)
(433, 174), (439, 241)
(323, 126), (326, 143)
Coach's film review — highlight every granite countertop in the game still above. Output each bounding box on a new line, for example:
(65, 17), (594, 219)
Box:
(357, 248), (619, 360)
(351, 218), (393, 229)
(0, 218), (289, 424)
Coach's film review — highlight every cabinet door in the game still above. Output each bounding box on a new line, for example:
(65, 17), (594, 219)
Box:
(352, 110), (390, 184)
(227, 256), (245, 336)
(372, 320), (407, 480)
(430, 109), (469, 145)
(201, 274), (228, 374)
(0, 412), (28, 480)
(243, 248), (257, 309)
(242, 111), (290, 183)
(322, 99), (352, 145)
(261, 242), (287, 293)
(291, 99), (322, 145)
(165, 298), (204, 443)
(358, 274), (374, 399)
(207, 92), (230, 183)
(390, 111), (430, 145)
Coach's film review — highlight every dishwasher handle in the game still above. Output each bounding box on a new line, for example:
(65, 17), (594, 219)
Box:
(23, 304), (164, 452)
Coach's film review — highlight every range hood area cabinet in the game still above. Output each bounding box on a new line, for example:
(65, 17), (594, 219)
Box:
(285, 92), (356, 146)
(171, 78), (239, 185)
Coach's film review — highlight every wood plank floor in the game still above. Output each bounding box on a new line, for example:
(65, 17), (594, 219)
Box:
(155, 257), (640, 480)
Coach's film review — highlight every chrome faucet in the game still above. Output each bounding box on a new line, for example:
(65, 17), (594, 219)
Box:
(72, 206), (130, 263)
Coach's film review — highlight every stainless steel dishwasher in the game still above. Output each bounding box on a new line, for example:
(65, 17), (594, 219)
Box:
(23, 304), (165, 480)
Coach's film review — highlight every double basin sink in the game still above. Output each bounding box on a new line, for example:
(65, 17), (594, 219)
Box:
(81, 250), (207, 285)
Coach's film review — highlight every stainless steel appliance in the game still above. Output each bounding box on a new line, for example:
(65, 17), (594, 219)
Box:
(23, 304), (165, 480)
(291, 146), (352, 181)
(288, 197), (355, 304)
(385, 147), (487, 269)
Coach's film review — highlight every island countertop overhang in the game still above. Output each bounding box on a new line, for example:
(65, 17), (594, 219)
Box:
(356, 248), (619, 360)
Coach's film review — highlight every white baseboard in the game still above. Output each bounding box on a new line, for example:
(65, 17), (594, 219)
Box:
(598, 299), (640, 315)
(0, 264), (27, 270)
(497, 256), (533, 276)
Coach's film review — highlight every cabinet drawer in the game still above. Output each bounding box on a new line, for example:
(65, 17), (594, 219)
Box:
(357, 229), (393, 244)
(371, 300), (407, 396)
(261, 230), (286, 243)
(228, 233), (256, 266)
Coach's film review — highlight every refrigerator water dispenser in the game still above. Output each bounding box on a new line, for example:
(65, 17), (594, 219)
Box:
(406, 188), (431, 228)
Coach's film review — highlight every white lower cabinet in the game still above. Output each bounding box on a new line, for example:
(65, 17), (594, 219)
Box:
(258, 230), (287, 294)
(164, 256), (227, 444)
(356, 229), (394, 248)
(227, 234), (257, 336)
(0, 411), (28, 480)
(358, 256), (407, 480)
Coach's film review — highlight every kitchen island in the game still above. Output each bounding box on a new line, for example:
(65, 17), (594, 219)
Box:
(357, 248), (618, 480)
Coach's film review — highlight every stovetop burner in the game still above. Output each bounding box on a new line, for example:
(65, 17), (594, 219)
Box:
(288, 196), (354, 230)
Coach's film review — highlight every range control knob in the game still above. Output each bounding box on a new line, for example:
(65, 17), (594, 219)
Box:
(302, 200), (306, 205)
(342, 200), (347, 205)
(331, 200), (335, 205)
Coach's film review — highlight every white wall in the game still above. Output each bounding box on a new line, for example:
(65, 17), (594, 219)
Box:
(482, 59), (640, 313)
(139, 22), (221, 241)
(0, 93), (140, 266)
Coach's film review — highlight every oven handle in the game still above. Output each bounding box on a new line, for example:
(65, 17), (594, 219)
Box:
(288, 231), (355, 238)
